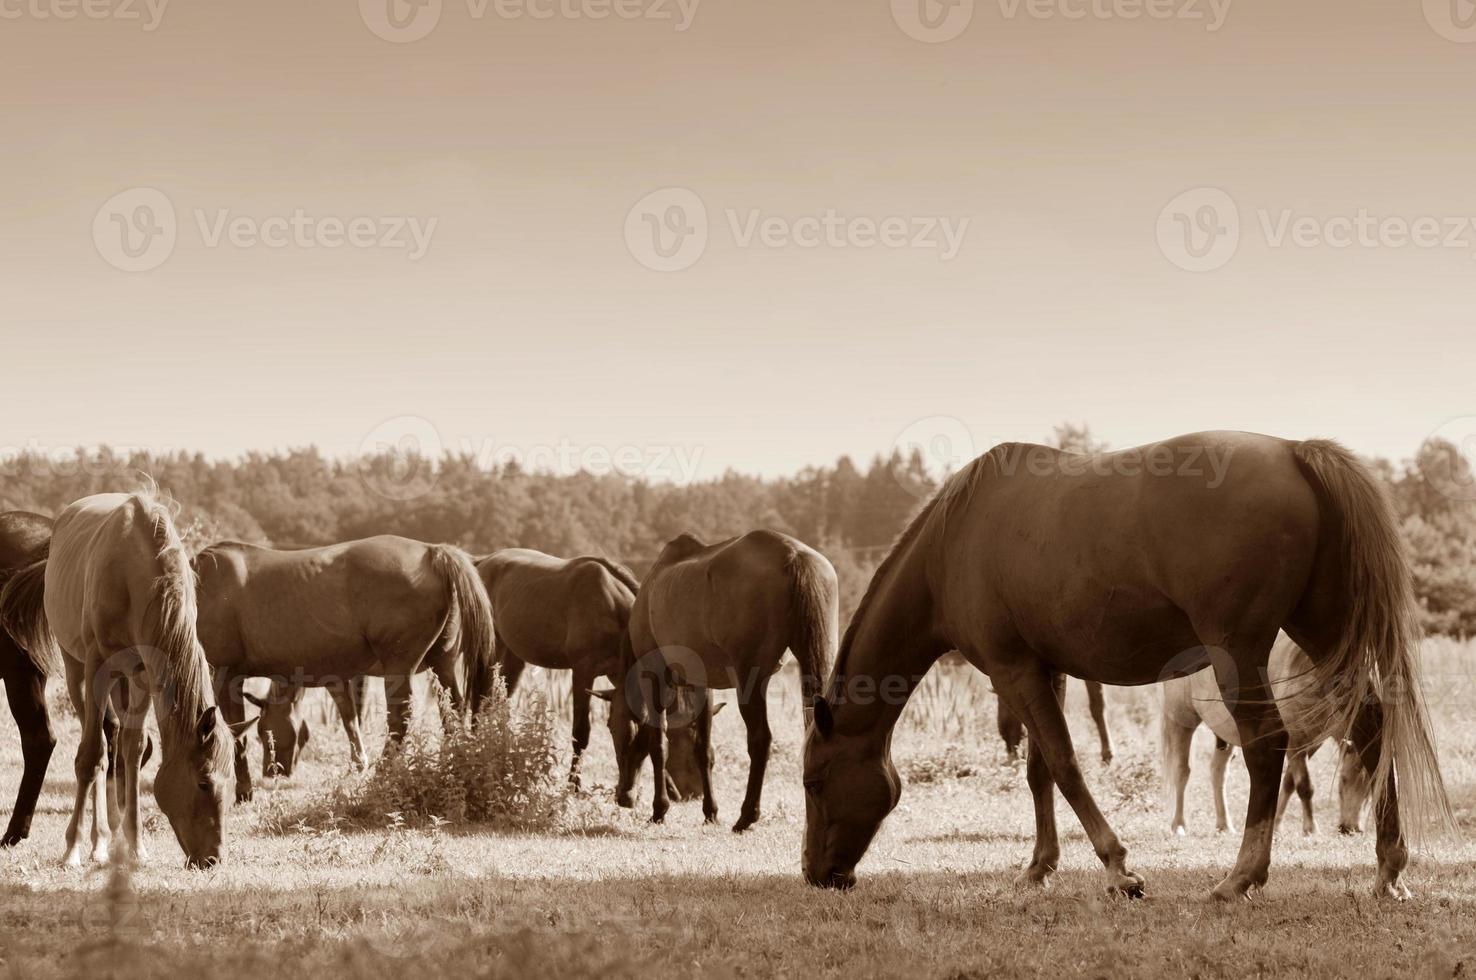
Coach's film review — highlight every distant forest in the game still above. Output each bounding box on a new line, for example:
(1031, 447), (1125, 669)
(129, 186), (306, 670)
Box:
(3, 424), (1474, 635)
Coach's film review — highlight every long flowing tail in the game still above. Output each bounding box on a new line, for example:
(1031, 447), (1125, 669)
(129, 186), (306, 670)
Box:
(786, 548), (839, 717)
(429, 545), (496, 716)
(1293, 439), (1453, 838)
(0, 544), (59, 676)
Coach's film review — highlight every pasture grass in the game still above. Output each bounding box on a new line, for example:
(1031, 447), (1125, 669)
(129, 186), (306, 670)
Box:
(2, 642), (1476, 978)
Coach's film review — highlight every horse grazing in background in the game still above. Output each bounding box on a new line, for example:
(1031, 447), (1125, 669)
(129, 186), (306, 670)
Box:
(997, 679), (1113, 765)
(0, 492), (240, 868)
(1162, 632), (1371, 837)
(804, 433), (1449, 901)
(610, 530), (837, 831)
(475, 548), (641, 789)
(195, 536), (494, 802)
(0, 512), (58, 847)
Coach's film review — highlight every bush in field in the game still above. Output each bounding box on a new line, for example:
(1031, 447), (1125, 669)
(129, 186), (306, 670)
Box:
(281, 675), (566, 831)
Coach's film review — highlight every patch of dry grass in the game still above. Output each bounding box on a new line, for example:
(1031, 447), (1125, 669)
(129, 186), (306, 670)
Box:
(2, 643), (1475, 978)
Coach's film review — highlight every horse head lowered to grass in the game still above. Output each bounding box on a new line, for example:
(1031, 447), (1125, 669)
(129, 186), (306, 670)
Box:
(0, 491), (242, 868)
(803, 432), (1450, 901)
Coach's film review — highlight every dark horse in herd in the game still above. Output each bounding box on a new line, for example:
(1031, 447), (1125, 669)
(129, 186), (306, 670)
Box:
(803, 432), (1449, 901)
(0, 430), (1454, 904)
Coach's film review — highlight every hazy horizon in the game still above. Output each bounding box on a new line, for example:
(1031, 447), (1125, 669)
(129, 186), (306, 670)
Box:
(5, 0), (1475, 484)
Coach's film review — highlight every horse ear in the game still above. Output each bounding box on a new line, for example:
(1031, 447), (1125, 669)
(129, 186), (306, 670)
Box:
(588, 688), (615, 703)
(243, 692), (269, 710)
(813, 698), (834, 739)
(298, 719), (311, 746)
(711, 701), (727, 717)
(197, 706), (220, 743)
(228, 715), (260, 738)
(141, 735), (154, 769)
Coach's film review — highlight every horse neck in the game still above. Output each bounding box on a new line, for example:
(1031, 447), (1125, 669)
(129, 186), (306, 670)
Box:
(831, 532), (948, 740)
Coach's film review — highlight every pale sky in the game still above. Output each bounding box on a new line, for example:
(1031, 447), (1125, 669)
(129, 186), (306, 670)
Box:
(3, 0), (1473, 481)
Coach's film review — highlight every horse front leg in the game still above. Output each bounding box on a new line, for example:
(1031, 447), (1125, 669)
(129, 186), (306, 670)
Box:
(1209, 738), (1236, 833)
(996, 661), (1142, 897)
(218, 671), (255, 803)
(62, 653), (111, 867)
(1015, 673), (1064, 885)
(995, 694), (1023, 763)
(328, 679), (367, 771)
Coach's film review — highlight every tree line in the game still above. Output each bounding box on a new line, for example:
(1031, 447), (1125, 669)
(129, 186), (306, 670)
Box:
(2, 424), (1473, 635)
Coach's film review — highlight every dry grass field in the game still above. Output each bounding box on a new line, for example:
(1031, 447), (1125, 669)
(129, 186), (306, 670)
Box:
(2, 641), (1476, 979)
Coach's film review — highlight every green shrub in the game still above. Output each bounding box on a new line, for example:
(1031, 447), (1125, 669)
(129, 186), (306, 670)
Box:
(278, 673), (566, 831)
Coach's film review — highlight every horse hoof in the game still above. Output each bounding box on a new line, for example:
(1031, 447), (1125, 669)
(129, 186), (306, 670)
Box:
(732, 813), (758, 833)
(1303, 820), (1318, 837)
(1207, 879), (1256, 903)
(91, 844), (110, 865)
(1337, 823), (1361, 836)
(0, 832), (23, 848)
(1172, 825), (1187, 837)
(1374, 878), (1411, 902)
(1106, 872), (1144, 899)
(62, 849), (83, 869)
(704, 812), (719, 826)
(1013, 865), (1053, 889)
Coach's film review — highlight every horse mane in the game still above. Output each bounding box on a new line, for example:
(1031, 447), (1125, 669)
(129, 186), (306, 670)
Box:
(130, 489), (228, 770)
(830, 444), (1021, 689)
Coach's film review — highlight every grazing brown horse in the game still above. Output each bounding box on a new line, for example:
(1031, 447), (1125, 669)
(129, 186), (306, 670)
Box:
(1163, 632), (1371, 837)
(612, 530), (838, 831)
(803, 433), (1449, 900)
(997, 679), (1113, 764)
(0, 512), (58, 847)
(475, 549), (640, 788)
(195, 536), (493, 802)
(0, 492), (238, 867)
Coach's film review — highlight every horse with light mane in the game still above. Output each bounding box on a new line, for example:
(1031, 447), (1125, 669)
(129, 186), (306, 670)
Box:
(609, 530), (837, 831)
(1162, 632), (1371, 837)
(195, 536), (493, 802)
(474, 548), (641, 789)
(803, 432), (1449, 901)
(0, 492), (240, 868)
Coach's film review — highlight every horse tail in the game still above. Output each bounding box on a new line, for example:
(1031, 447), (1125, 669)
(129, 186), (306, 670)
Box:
(1292, 438), (1452, 838)
(786, 547), (839, 715)
(587, 557), (642, 597)
(429, 545), (496, 718)
(0, 543), (59, 677)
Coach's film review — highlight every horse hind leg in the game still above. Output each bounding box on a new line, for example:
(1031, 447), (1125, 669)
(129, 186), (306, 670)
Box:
(1275, 749), (1316, 836)
(1204, 633), (1287, 902)
(996, 694), (1024, 764)
(61, 652), (111, 867)
(328, 680), (368, 771)
(1160, 709), (1194, 837)
(569, 666), (595, 792)
(1, 651), (56, 847)
(1085, 681), (1113, 764)
(1209, 738), (1236, 833)
(732, 676), (772, 833)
